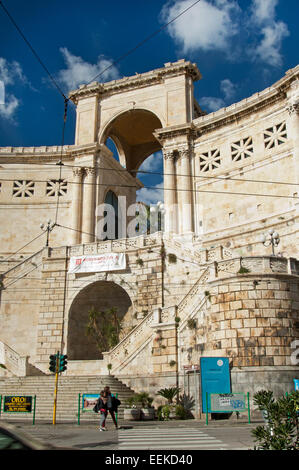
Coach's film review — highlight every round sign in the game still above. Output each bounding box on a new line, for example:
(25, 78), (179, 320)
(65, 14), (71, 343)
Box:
(217, 360), (223, 367)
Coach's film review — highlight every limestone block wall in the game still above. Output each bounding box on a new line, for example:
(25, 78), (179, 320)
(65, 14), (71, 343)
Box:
(0, 250), (44, 358)
(0, 159), (73, 255)
(178, 258), (299, 371)
(206, 275), (299, 367)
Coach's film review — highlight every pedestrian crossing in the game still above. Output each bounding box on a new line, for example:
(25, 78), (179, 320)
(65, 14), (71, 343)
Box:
(117, 427), (228, 450)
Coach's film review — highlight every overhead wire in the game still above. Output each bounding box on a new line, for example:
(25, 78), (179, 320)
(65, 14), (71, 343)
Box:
(0, 231), (45, 262)
(0, 1), (67, 101)
(85, 0), (203, 85)
(0, 176), (297, 199)
(0, 0), (205, 236)
(3, 159), (299, 188)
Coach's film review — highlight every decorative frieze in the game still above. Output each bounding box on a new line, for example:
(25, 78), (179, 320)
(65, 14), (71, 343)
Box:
(46, 179), (68, 197)
(263, 121), (287, 149)
(231, 137), (253, 162)
(12, 180), (35, 198)
(199, 148), (221, 172)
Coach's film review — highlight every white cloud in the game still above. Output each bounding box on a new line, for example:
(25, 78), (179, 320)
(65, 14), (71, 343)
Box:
(138, 151), (163, 173)
(58, 48), (120, 91)
(0, 94), (19, 120)
(253, 21), (289, 67)
(137, 182), (164, 206)
(0, 58), (26, 86)
(248, 0), (289, 67)
(160, 0), (289, 68)
(161, 0), (240, 54)
(220, 79), (237, 101)
(200, 77), (237, 112)
(251, 0), (278, 24)
(199, 96), (226, 112)
(0, 58), (27, 121)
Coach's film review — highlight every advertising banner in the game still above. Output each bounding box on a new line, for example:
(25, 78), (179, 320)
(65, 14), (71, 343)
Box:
(68, 253), (126, 274)
(82, 394), (100, 412)
(3, 396), (33, 413)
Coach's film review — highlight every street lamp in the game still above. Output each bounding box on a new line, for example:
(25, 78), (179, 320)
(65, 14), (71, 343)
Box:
(40, 219), (56, 247)
(260, 229), (280, 255)
(151, 201), (165, 232)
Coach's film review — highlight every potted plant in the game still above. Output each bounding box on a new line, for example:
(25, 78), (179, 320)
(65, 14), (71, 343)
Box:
(137, 392), (155, 421)
(123, 395), (141, 421)
(157, 387), (180, 419)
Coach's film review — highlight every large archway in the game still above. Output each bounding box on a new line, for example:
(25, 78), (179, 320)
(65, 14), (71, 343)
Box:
(101, 108), (163, 172)
(67, 281), (133, 360)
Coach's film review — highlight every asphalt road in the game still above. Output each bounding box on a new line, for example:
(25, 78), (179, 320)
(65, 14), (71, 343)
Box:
(4, 418), (257, 451)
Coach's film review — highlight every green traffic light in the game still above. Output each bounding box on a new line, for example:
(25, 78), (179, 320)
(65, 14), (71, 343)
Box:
(59, 354), (68, 372)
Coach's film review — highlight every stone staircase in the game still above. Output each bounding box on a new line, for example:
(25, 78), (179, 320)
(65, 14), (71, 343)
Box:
(0, 375), (136, 423)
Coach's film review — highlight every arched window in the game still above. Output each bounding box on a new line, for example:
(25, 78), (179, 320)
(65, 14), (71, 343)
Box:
(104, 190), (119, 240)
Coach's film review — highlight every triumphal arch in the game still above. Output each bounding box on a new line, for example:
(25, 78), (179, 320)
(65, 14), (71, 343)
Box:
(0, 60), (298, 402)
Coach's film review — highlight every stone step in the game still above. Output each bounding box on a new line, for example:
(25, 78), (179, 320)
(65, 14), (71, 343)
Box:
(0, 374), (135, 423)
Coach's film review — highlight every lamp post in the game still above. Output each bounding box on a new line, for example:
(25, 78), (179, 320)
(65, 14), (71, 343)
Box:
(40, 220), (56, 247)
(260, 229), (280, 255)
(151, 201), (164, 232)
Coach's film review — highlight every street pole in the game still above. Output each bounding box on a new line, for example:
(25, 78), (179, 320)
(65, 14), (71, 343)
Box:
(53, 351), (60, 425)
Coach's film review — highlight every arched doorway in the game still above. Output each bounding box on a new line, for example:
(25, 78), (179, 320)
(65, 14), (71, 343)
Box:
(67, 281), (133, 360)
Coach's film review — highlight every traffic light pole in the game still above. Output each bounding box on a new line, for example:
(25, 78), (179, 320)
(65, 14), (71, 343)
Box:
(49, 351), (68, 424)
(53, 352), (59, 425)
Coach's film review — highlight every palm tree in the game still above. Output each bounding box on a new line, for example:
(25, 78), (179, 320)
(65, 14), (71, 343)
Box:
(157, 387), (180, 404)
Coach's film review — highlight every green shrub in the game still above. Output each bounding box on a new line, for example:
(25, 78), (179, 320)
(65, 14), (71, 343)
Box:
(252, 390), (299, 450)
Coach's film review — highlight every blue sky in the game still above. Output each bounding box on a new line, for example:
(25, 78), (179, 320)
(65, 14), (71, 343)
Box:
(0, 0), (298, 204)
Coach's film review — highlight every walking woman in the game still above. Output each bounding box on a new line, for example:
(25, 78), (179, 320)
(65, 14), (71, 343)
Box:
(97, 390), (108, 431)
(104, 386), (121, 429)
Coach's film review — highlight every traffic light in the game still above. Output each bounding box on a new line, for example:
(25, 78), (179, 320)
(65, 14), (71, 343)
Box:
(59, 354), (68, 372)
(49, 354), (58, 373)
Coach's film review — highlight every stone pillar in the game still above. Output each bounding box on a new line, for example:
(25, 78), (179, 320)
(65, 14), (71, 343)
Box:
(178, 147), (193, 235)
(71, 167), (83, 245)
(286, 80), (299, 213)
(82, 167), (96, 243)
(163, 149), (178, 233)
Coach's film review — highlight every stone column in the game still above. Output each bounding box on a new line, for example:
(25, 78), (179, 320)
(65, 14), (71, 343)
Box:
(82, 167), (96, 243)
(70, 167), (83, 245)
(163, 149), (177, 233)
(178, 147), (193, 235)
(286, 83), (299, 215)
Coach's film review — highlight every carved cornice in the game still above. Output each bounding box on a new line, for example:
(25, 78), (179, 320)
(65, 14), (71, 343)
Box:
(154, 123), (196, 145)
(69, 60), (201, 104)
(193, 65), (299, 137)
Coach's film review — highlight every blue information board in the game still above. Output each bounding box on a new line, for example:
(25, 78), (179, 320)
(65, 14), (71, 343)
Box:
(200, 357), (231, 413)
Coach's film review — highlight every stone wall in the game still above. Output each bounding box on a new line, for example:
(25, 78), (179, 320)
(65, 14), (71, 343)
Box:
(206, 275), (299, 367)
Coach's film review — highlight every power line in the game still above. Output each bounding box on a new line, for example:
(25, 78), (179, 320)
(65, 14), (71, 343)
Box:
(0, 232), (45, 262)
(1, 261), (43, 290)
(0, 176), (297, 200)
(0, 0), (202, 97)
(6, 159), (299, 188)
(86, 0), (202, 85)
(0, 1), (67, 101)
(0, 1), (71, 227)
